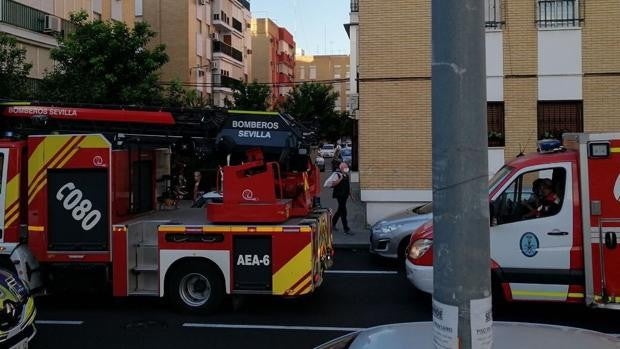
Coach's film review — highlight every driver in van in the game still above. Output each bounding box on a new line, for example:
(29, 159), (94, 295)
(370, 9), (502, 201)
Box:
(524, 178), (560, 218)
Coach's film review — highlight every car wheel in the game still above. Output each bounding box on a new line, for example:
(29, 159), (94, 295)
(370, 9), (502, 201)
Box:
(167, 260), (225, 313)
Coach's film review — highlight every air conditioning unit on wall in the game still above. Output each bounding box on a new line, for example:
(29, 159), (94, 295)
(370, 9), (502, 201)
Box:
(44, 15), (62, 33)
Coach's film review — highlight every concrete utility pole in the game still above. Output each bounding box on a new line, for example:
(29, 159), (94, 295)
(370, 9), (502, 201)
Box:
(431, 0), (492, 348)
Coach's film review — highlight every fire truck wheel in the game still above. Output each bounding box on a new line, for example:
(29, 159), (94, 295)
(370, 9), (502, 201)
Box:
(167, 261), (224, 313)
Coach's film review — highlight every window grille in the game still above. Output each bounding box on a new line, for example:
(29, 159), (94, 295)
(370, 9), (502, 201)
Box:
(537, 101), (583, 140)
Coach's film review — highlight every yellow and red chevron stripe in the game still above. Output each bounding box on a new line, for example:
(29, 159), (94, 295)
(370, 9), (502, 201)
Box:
(272, 243), (313, 295)
(27, 135), (86, 204)
(3, 175), (20, 228)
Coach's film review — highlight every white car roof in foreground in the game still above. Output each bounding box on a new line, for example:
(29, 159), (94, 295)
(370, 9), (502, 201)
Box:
(316, 322), (620, 349)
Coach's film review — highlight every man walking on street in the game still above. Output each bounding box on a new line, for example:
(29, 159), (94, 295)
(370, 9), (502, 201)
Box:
(332, 162), (353, 235)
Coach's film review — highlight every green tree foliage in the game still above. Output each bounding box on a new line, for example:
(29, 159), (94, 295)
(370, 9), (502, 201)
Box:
(0, 33), (33, 99)
(41, 11), (168, 104)
(281, 82), (350, 142)
(164, 79), (186, 107)
(163, 79), (211, 108)
(230, 81), (271, 110)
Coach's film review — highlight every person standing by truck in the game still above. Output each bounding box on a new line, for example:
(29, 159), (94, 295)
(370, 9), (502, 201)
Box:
(332, 162), (353, 235)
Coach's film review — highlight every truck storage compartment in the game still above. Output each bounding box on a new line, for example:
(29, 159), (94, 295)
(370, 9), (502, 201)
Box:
(47, 169), (109, 251)
(233, 235), (272, 291)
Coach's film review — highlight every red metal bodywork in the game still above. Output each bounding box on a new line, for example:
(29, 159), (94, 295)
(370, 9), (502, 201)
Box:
(208, 149), (320, 223)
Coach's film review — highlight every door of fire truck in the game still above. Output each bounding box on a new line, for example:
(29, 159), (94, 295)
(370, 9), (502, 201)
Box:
(579, 136), (620, 309)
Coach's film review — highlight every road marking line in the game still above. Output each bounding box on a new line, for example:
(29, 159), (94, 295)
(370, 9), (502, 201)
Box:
(183, 323), (363, 332)
(36, 320), (84, 325)
(325, 270), (398, 275)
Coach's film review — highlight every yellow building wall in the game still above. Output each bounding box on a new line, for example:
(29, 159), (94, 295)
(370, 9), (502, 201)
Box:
(583, 1), (620, 131)
(358, 0), (430, 190)
(143, 0), (190, 82)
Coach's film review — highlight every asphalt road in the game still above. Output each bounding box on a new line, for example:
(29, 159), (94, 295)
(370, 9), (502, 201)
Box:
(31, 249), (620, 349)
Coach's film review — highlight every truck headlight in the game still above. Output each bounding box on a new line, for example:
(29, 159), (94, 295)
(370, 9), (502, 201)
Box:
(408, 239), (433, 260)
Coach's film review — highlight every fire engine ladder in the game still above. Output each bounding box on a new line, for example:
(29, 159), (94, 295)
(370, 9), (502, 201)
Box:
(0, 102), (228, 148)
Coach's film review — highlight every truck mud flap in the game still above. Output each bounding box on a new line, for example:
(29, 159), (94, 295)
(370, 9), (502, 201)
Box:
(233, 236), (272, 291)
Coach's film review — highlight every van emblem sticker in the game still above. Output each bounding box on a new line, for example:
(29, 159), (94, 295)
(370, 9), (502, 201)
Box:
(520, 232), (539, 258)
(614, 174), (620, 201)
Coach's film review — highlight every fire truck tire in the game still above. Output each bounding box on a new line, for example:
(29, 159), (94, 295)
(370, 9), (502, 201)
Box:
(166, 260), (224, 313)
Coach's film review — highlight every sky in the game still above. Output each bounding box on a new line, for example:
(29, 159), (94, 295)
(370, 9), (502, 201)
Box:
(250, 0), (351, 56)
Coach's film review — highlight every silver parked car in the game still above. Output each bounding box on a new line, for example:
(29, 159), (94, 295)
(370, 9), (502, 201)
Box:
(316, 322), (620, 349)
(369, 202), (432, 261)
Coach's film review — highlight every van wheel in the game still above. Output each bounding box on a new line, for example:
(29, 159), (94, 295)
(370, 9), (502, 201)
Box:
(167, 261), (224, 313)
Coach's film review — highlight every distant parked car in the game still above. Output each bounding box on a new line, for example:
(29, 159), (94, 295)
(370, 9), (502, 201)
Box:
(340, 148), (352, 165)
(315, 155), (325, 172)
(320, 144), (336, 157)
(370, 202), (432, 261)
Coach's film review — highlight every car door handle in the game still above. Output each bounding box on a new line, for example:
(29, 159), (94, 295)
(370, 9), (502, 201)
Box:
(547, 231), (569, 236)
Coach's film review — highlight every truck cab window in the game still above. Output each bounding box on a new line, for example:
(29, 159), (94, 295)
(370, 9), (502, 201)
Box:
(492, 167), (566, 225)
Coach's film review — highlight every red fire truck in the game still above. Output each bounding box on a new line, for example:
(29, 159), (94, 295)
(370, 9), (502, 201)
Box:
(407, 134), (620, 310)
(0, 102), (333, 313)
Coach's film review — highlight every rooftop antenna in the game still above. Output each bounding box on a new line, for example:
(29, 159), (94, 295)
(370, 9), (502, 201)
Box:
(517, 130), (536, 157)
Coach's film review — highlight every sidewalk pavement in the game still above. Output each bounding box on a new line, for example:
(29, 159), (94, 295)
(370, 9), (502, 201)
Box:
(319, 168), (369, 248)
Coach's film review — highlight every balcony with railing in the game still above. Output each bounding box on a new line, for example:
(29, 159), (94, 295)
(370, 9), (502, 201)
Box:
(536, 0), (583, 28)
(238, 0), (250, 11)
(232, 17), (242, 33)
(212, 74), (241, 90)
(485, 0), (504, 29)
(350, 0), (358, 12)
(0, 0), (76, 38)
(277, 52), (294, 67)
(213, 40), (243, 63)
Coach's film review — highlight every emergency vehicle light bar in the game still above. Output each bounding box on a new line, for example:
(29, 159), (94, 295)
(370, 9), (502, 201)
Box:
(537, 139), (565, 154)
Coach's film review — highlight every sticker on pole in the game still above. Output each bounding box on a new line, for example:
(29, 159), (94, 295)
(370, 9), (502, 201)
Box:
(470, 297), (493, 349)
(432, 299), (459, 349)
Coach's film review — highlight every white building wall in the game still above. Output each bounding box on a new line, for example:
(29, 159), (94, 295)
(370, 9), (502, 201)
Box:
(111, 0), (122, 21)
(485, 30), (503, 101)
(538, 28), (582, 100)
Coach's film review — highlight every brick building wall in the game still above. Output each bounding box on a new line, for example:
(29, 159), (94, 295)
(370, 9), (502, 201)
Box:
(503, 0), (538, 158)
(355, 0), (618, 223)
(583, 1), (620, 131)
(358, 0), (431, 191)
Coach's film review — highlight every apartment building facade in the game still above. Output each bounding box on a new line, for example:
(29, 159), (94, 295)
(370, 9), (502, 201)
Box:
(295, 54), (350, 112)
(250, 18), (295, 107)
(210, 0), (252, 106)
(143, 0), (214, 99)
(143, 0), (252, 106)
(0, 0), (135, 79)
(358, 0), (618, 223)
